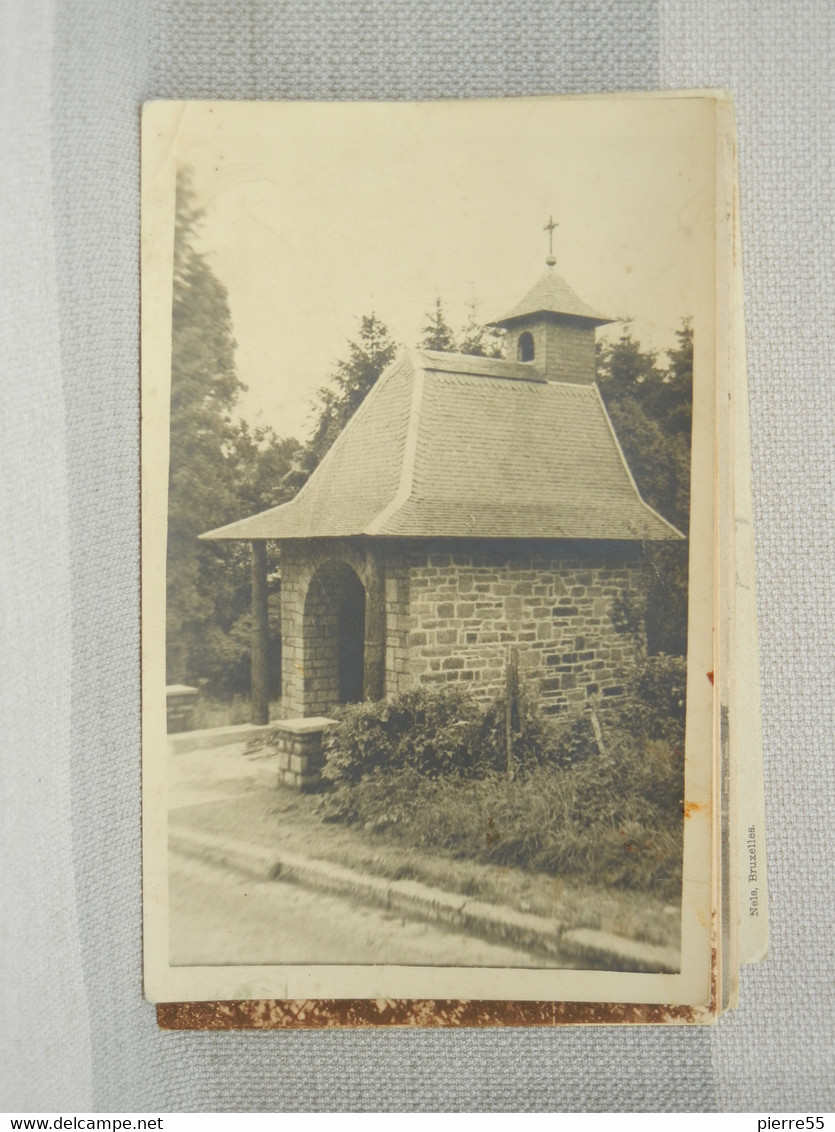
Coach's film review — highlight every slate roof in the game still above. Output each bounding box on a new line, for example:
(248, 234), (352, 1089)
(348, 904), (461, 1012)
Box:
(202, 348), (683, 543)
(491, 267), (613, 327)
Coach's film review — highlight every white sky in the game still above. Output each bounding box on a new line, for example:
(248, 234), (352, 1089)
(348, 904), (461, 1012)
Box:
(170, 97), (715, 440)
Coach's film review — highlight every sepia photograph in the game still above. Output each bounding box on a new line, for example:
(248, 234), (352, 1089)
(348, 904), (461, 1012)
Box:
(141, 96), (718, 1010)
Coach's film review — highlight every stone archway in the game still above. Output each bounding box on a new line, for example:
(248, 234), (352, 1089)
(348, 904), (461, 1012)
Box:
(278, 540), (385, 718)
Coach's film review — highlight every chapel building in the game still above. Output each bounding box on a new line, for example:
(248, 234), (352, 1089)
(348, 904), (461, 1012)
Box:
(203, 253), (683, 724)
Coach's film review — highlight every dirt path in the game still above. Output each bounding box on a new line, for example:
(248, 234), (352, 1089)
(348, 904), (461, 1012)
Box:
(170, 850), (555, 968)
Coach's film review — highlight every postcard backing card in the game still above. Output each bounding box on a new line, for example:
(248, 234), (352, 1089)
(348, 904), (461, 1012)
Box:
(141, 93), (736, 1022)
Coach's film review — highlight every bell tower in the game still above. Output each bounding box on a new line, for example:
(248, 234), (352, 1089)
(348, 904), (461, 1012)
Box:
(491, 218), (614, 384)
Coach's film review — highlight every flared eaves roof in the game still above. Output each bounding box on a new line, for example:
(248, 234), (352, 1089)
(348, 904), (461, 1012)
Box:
(491, 267), (614, 327)
(201, 349), (683, 543)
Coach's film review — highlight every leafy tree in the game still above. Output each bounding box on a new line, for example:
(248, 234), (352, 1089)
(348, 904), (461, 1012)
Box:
(596, 324), (693, 656)
(660, 320), (694, 440)
(226, 420), (304, 516)
(420, 295), (457, 352)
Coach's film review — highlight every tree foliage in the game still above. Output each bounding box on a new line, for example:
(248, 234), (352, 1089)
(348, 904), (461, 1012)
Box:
(458, 295), (506, 358)
(299, 312), (397, 479)
(166, 169), (299, 694)
(419, 293), (506, 358)
(596, 322), (693, 655)
(420, 296), (457, 352)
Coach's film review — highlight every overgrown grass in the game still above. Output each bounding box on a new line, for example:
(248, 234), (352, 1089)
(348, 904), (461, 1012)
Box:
(321, 742), (682, 900)
(318, 658), (686, 899)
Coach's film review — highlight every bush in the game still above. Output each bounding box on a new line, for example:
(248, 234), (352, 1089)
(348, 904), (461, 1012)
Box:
(546, 707), (601, 769)
(322, 685), (605, 788)
(190, 693), (275, 730)
(322, 686), (487, 785)
(621, 654), (687, 746)
(477, 693), (598, 773)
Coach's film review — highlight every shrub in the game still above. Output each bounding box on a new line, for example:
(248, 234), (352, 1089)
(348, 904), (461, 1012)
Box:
(621, 653), (687, 746)
(323, 684), (605, 788)
(546, 707), (601, 769)
(322, 686), (487, 785)
(477, 692), (596, 773)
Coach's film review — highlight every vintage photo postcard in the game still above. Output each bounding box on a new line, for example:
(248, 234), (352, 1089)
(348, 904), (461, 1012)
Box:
(142, 93), (732, 1024)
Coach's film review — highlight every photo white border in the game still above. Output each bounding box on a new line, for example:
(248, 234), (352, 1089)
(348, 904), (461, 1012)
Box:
(141, 93), (724, 1012)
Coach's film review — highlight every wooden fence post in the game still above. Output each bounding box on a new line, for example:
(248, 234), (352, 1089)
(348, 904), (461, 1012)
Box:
(505, 646), (519, 781)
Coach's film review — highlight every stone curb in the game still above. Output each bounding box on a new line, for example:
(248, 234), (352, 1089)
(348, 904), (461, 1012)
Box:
(169, 825), (679, 972)
(170, 826), (565, 960)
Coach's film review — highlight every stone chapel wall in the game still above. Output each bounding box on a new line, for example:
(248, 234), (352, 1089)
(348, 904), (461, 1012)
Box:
(279, 539), (648, 719)
(395, 545), (647, 713)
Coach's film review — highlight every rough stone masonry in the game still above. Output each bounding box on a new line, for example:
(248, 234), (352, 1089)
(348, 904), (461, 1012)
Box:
(388, 545), (646, 714)
(278, 538), (646, 719)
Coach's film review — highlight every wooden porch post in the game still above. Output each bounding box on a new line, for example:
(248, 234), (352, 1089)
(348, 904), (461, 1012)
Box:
(362, 553), (385, 701)
(251, 539), (269, 725)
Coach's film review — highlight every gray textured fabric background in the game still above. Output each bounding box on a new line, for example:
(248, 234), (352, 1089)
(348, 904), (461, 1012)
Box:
(2, 0), (833, 1112)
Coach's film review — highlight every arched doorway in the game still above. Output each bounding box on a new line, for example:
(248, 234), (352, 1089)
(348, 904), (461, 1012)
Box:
(303, 561), (367, 715)
(337, 570), (365, 703)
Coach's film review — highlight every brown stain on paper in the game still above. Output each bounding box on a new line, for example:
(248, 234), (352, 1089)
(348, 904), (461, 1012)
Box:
(157, 996), (707, 1031)
(683, 800), (706, 819)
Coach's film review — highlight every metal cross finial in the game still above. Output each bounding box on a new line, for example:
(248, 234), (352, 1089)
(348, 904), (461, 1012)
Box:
(544, 215), (558, 266)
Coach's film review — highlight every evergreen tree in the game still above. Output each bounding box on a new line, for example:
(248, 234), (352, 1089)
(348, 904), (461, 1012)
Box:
(167, 169), (299, 695)
(420, 295), (457, 352)
(596, 327), (691, 533)
(658, 320), (694, 440)
(596, 323), (693, 656)
(167, 169), (244, 686)
(458, 294), (506, 358)
(301, 312), (397, 477)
